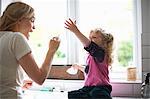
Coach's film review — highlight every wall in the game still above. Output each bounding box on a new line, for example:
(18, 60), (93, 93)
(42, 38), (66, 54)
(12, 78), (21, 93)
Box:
(142, 0), (150, 76)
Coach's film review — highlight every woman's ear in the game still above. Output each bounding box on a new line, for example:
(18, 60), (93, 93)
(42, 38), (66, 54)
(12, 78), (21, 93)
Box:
(16, 19), (22, 25)
(17, 18), (25, 27)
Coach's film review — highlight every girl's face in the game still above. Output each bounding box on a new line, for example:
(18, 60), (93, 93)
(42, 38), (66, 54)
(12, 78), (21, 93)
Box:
(17, 16), (35, 39)
(89, 31), (102, 46)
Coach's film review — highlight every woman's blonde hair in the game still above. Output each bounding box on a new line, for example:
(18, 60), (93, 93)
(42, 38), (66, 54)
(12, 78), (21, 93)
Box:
(91, 28), (114, 66)
(0, 2), (34, 31)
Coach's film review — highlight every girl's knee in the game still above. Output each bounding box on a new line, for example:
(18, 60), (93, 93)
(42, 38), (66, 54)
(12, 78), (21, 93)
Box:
(90, 90), (112, 99)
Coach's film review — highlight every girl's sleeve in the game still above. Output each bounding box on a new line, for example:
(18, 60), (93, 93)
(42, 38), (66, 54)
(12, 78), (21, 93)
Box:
(84, 42), (105, 62)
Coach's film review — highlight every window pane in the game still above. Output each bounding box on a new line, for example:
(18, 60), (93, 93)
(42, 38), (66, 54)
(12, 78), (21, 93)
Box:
(23, 0), (67, 65)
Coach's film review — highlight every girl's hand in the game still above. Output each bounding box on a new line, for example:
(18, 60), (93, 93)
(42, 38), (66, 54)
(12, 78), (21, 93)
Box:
(66, 65), (78, 75)
(72, 64), (80, 70)
(64, 18), (80, 34)
(72, 64), (85, 72)
(49, 37), (60, 53)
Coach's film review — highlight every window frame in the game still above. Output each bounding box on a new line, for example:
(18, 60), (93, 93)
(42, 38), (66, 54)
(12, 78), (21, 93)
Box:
(66, 0), (142, 81)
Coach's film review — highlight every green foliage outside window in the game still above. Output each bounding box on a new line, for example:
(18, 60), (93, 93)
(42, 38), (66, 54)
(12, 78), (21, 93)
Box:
(117, 41), (133, 67)
(55, 50), (66, 58)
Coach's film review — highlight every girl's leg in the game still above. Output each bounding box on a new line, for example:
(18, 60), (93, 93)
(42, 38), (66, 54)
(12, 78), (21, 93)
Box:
(89, 85), (112, 99)
(68, 86), (92, 99)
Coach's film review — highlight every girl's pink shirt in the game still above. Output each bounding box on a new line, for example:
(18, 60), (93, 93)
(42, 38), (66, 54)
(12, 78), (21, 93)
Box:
(84, 55), (110, 86)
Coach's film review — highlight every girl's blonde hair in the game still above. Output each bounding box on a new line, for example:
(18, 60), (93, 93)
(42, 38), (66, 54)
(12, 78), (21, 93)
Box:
(0, 2), (34, 31)
(91, 28), (114, 66)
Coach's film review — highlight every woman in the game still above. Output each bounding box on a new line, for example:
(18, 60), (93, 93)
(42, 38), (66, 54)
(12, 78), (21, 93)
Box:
(0, 1), (60, 99)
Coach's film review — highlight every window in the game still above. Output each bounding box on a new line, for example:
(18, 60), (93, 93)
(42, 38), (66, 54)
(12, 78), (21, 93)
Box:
(76, 0), (142, 81)
(2, 0), (141, 81)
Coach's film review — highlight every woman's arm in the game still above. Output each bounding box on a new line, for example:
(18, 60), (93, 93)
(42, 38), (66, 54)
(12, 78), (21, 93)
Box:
(65, 18), (90, 47)
(19, 37), (60, 85)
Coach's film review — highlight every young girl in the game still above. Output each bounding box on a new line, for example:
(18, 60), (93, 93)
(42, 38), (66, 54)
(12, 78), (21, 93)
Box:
(65, 18), (113, 99)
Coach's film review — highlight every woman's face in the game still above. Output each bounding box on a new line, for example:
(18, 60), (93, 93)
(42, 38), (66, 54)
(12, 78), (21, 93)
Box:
(18, 16), (35, 39)
(89, 31), (102, 46)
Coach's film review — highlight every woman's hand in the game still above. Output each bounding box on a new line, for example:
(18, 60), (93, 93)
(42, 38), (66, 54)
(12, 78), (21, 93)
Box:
(48, 37), (60, 53)
(22, 80), (33, 90)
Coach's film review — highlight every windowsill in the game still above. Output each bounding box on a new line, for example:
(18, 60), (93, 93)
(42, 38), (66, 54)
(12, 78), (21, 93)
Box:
(109, 71), (142, 84)
(110, 79), (142, 84)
